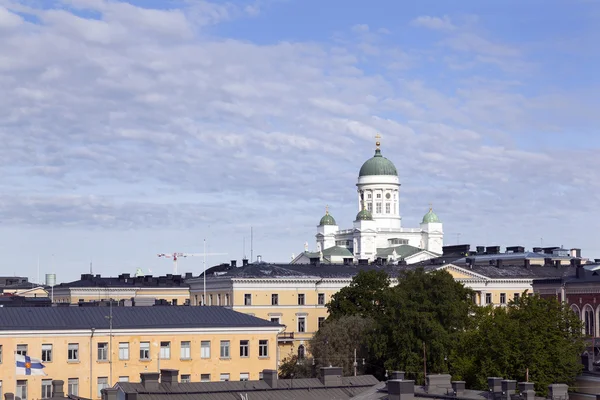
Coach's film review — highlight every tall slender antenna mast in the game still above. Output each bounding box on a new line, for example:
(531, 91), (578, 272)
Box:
(243, 237), (246, 259)
(251, 227), (253, 262)
(203, 239), (206, 305)
(36, 256), (40, 285)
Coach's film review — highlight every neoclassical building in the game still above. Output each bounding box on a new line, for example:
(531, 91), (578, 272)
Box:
(293, 137), (444, 264)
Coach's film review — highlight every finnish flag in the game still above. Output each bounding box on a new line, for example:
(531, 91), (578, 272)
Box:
(15, 355), (46, 376)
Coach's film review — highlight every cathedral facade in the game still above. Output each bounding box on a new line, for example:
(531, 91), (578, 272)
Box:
(293, 138), (444, 265)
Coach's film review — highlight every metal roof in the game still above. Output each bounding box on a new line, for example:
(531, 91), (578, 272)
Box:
(117, 375), (379, 400)
(0, 306), (282, 331)
(201, 263), (406, 280)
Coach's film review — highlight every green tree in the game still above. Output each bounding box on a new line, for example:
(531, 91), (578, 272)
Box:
(327, 270), (390, 319)
(452, 294), (585, 395)
(309, 315), (375, 376)
(279, 355), (316, 379)
(368, 268), (475, 382)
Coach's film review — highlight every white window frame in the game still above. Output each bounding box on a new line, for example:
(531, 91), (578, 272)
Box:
(140, 342), (150, 360)
(259, 340), (268, 358)
(160, 341), (171, 360)
(297, 294), (305, 306)
(119, 342), (129, 360)
(318, 293), (325, 305)
(201, 341), (211, 359)
(298, 317), (306, 333)
(67, 378), (78, 396)
(97, 343), (108, 361)
(180, 341), (191, 360)
(41, 344), (52, 362)
(220, 340), (230, 359)
(239, 340), (249, 358)
(220, 373), (230, 382)
(16, 344), (27, 356)
(16, 380), (27, 400)
(240, 373), (249, 382)
(200, 374), (211, 382)
(41, 380), (52, 399)
(180, 375), (191, 383)
(68, 343), (79, 361)
(97, 377), (108, 398)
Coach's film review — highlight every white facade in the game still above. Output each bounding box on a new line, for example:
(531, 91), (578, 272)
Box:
(313, 141), (444, 263)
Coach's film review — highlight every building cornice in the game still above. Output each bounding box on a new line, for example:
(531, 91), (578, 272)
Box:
(0, 326), (284, 338)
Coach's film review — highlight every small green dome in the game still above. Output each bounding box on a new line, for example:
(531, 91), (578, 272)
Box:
(319, 212), (337, 226)
(422, 208), (441, 223)
(355, 208), (373, 221)
(359, 149), (398, 177)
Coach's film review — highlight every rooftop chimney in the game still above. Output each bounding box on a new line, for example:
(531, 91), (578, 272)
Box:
(184, 272), (193, 279)
(390, 371), (405, 380)
(524, 259), (531, 269)
(262, 369), (277, 388)
(426, 374), (452, 394)
(548, 384), (569, 400)
(140, 372), (160, 390)
(388, 380), (414, 400)
(242, 259), (248, 266)
(319, 367), (342, 386)
(231, 260), (237, 267)
(452, 381), (466, 396)
(160, 369), (179, 387)
(101, 388), (119, 400)
(488, 377), (503, 393)
(52, 380), (65, 398)
(501, 380), (517, 397)
(496, 259), (503, 268)
(519, 382), (536, 400)
(519, 382), (535, 393)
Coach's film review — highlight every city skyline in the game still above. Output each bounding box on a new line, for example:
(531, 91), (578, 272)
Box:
(1, 0), (599, 281)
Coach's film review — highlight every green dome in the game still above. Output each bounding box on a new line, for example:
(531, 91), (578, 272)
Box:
(319, 212), (337, 226)
(422, 208), (441, 223)
(355, 208), (373, 221)
(359, 149), (398, 177)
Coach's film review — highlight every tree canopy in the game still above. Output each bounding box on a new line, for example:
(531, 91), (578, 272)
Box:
(318, 267), (585, 391)
(452, 293), (585, 394)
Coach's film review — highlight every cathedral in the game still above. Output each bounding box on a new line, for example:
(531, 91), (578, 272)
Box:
(292, 137), (444, 265)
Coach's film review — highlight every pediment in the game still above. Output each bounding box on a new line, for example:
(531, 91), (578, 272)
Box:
(438, 264), (489, 280)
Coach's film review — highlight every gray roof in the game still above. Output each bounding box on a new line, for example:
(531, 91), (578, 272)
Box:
(453, 252), (570, 264)
(376, 245), (423, 258)
(203, 263), (406, 280)
(445, 265), (577, 280)
(117, 376), (379, 400)
(0, 306), (282, 331)
(201, 262), (576, 282)
(58, 273), (192, 289)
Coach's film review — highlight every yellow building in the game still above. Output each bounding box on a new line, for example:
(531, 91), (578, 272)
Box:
(187, 264), (366, 360)
(187, 261), (573, 364)
(52, 273), (192, 306)
(0, 306), (283, 400)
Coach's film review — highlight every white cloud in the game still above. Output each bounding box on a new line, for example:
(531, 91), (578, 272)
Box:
(0, 1), (598, 279)
(411, 15), (456, 31)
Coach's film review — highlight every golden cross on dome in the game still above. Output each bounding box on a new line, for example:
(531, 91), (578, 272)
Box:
(375, 133), (381, 149)
(325, 204), (329, 215)
(429, 202), (433, 211)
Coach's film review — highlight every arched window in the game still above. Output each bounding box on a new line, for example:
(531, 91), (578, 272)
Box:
(584, 306), (595, 337)
(298, 345), (305, 359)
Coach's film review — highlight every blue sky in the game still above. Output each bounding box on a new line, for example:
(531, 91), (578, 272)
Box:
(0, 0), (599, 282)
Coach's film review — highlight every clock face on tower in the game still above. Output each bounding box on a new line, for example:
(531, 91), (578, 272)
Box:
(385, 193), (391, 199)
